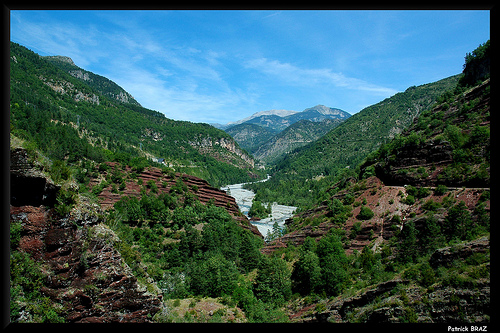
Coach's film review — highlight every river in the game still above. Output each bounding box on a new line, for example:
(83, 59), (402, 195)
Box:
(221, 176), (297, 238)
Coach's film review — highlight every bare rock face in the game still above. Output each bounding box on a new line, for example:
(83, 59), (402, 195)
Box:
(429, 236), (489, 268)
(189, 136), (255, 168)
(10, 148), (162, 323)
(11, 202), (162, 323)
(45, 55), (76, 66)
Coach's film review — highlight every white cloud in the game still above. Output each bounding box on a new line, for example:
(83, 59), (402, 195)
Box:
(245, 57), (398, 96)
(11, 10), (406, 122)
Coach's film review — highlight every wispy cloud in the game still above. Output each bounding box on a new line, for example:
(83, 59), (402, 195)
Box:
(261, 11), (282, 19)
(10, 12), (105, 67)
(245, 57), (398, 96)
(10, 11), (249, 123)
(11, 10), (489, 122)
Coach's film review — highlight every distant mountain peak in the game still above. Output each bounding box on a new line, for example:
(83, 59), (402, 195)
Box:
(305, 104), (330, 112)
(221, 105), (350, 132)
(226, 109), (298, 127)
(44, 55), (76, 66)
(304, 105), (350, 117)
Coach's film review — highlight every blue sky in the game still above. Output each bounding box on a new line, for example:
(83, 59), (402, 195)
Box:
(10, 10), (490, 124)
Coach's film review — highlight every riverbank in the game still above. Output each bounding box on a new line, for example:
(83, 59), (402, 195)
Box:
(221, 177), (296, 237)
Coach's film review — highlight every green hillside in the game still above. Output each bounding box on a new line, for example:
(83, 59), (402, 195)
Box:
(246, 74), (460, 208)
(253, 118), (344, 164)
(260, 40), (490, 323)
(225, 122), (278, 155)
(10, 42), (260, 187)
(44, 55), (142, 106)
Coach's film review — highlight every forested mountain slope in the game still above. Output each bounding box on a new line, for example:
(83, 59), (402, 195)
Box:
(10, 42), (259, 188)
(9, 39), (490, 324)
(225, 123), (278, 156)
(252, 118), (344, 164)
(246, 74), (460, 207)
(44, 55), (142, 106)
(261, 41), (490, 323)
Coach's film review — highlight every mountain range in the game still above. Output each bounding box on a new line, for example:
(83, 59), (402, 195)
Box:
(216, 105), (350, 132)
(221, 105), (350, 164)
(10, 42), (259, 188)
(244, 74), (462, 207)
(9, 39), (490, 324)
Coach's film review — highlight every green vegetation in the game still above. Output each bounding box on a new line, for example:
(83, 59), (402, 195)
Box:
(248, 200), (271, 219)
(10, 251), (65, 323)
(10, 40), (490, 323)
(250, 118), (345, 164)
(459, 40), (490, 88)
(246, 74), (460, 209)
(356, 206), (374, 220)
(225, 123), (278, 155)
(106, 191), (295, 322)
(10, 42), (260, 188)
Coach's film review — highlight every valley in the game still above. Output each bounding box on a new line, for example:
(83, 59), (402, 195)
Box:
(9, 40), (490, 324)
(223, 105), (350, 165)
(221, 177), (297, 238)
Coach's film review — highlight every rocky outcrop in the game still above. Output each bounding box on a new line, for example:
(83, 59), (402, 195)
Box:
(68, 69), (91, 81)
(10, 148), (162, 323)
(374, 139), (454, 187)
(11, 204), (162, 323)
(45, 55), (76, 66)
(289, 237), (490, 323)
(39, 75), (100, 105)
(429, 236), (489, 268)
(92, 163), (262, 238)
(10, 148), (59, 207)
(189, 136), (255, 168)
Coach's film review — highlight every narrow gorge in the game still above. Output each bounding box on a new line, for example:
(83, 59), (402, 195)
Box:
(221, 176), (297, 238)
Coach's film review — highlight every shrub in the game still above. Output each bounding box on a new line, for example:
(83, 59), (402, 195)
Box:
(402, 195), (415, 205)
(443, 201), (475, 241)
(98, 162), (110, 172)
(350, 221), (362, 239)
(343, 194), (355, 205)
(10, 221), (22, 249)
(147, 179), (158, 193)
(445, 125), (466, 149)
(419, 262), (436, 287)
(422, 199), (442, 211)
(391, 215), (401, 223)
(50, 160), (72, 183)
(434, 184), (448, 195)
(54, 188), (76, 217)
(357, 206), (374, 220)
(327, 198), (351, 225)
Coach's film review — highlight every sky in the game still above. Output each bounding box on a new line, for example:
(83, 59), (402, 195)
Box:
(10, 10), (490, 124)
